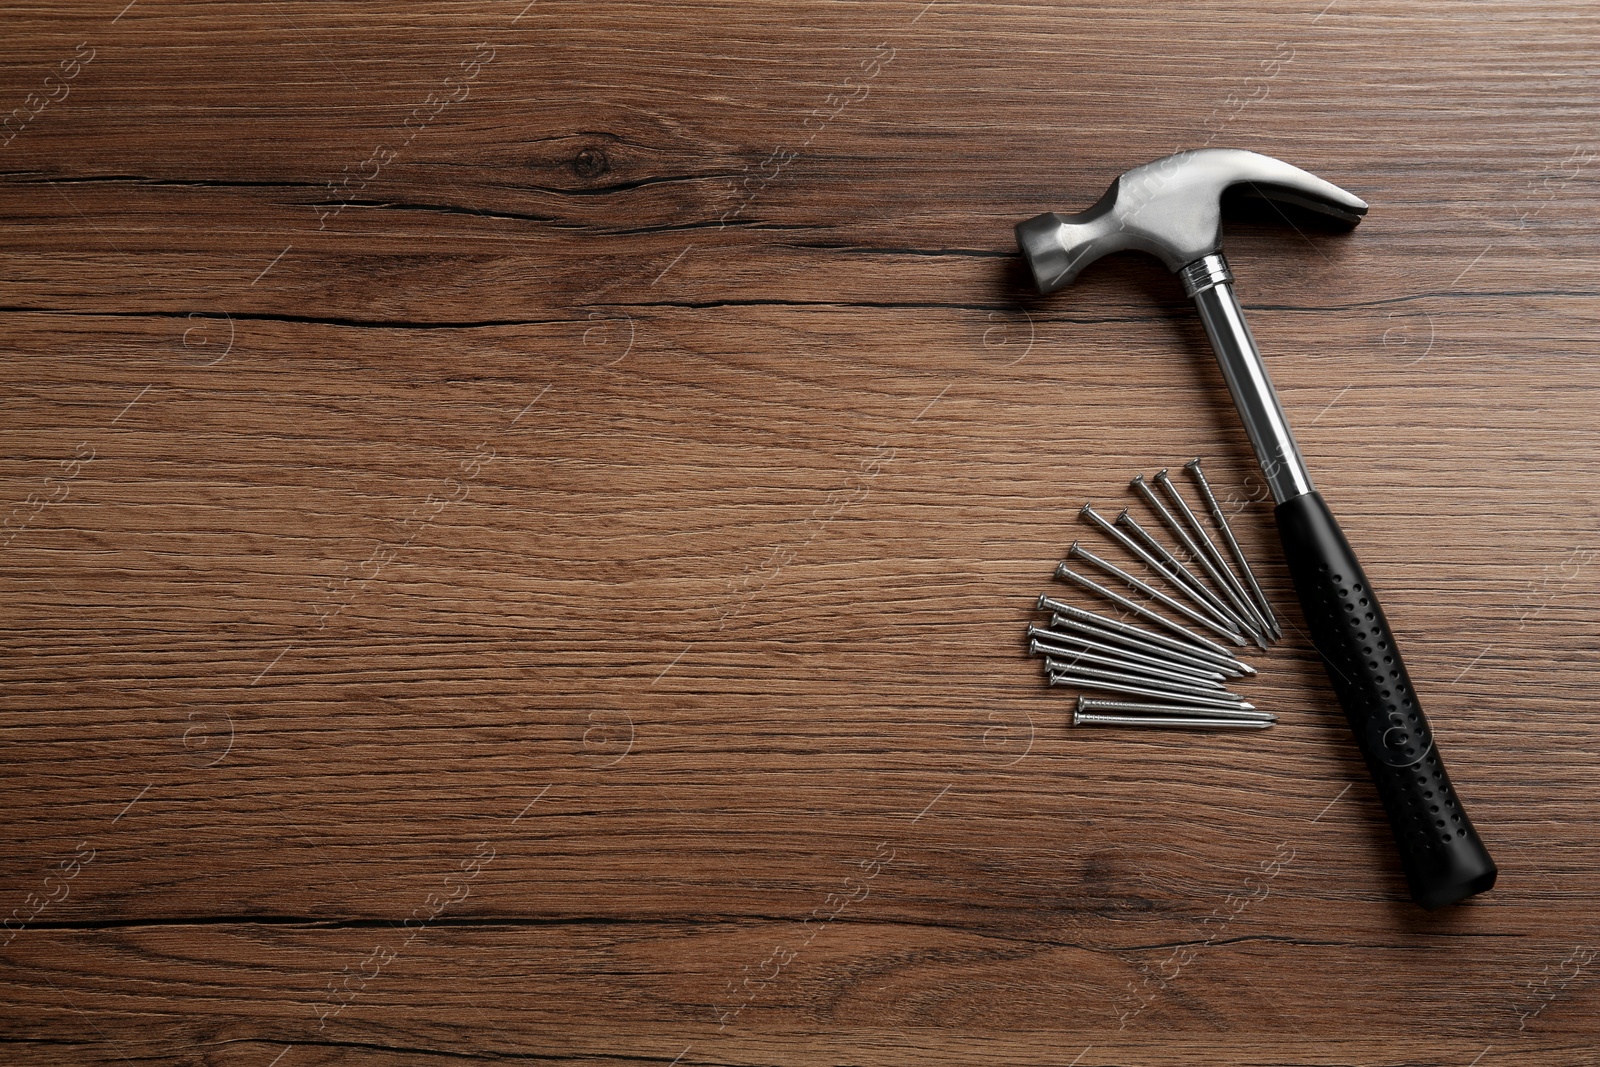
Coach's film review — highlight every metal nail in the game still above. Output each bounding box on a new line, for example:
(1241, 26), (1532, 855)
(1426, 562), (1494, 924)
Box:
(1079, 503), (1248, 634)
(1036, 596), (1256, 676)
(1153, 468), (1273, 642)
(1055, 564), (1247, 652)
(1186, 458), (1281, 639)
(1072, 706), (1274, 730)
(1026, 624), (1228, 683)
(1047, 667), (1255, 710)
(1078, 696), (1275, 723)
(1126, 480), (1271, 650)
(1068, 540), (1244, 644)
(1114, 508), (1237, 625)
(1044, 659), (1244, 701)
(1030, 637), (1227, 691)
(1048, 614), (1251, 679)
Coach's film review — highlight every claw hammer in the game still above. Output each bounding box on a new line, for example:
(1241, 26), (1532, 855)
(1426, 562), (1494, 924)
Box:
(1015, 148), (1496, 908)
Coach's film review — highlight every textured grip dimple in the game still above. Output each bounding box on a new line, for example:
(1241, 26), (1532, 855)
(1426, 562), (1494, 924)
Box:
(1275, 492), (1497, 909)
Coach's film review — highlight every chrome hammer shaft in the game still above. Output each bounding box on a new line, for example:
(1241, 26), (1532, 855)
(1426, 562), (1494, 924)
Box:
(1179, 255), (1310, 506)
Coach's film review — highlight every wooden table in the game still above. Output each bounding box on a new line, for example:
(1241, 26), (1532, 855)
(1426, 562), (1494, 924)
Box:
(2, 2), (1596, 1063)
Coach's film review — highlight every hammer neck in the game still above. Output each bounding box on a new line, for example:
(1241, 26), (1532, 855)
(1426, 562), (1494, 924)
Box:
(1179, 253), (1315, 505)
(1178, 254), (1234, 299)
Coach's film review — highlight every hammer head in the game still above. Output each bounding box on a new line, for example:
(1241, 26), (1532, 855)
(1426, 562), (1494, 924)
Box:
(1016, 149), (1368, 293)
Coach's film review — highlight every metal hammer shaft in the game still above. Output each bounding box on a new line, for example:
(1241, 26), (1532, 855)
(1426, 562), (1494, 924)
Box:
(1178, 255), (1313, 505)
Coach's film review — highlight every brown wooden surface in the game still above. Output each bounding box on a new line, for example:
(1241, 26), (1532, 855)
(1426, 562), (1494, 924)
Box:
(2, 1), (1598, 1064)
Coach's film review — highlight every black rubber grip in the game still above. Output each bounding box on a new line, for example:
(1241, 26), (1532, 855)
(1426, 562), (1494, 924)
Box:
(1275, 492), (1497, 909)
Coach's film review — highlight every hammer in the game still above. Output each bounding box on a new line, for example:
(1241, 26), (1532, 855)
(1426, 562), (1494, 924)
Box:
(1015, 148), (1496, 909)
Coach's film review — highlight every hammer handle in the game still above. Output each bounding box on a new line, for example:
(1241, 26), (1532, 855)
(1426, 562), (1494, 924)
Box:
(1274, 492), (1497, 909)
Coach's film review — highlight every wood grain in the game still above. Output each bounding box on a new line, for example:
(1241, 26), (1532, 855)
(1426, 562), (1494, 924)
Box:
(2, 1), (1598, 1063)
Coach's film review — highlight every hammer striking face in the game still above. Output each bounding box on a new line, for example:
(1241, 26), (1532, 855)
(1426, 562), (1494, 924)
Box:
(1015, 149), (1498, 910)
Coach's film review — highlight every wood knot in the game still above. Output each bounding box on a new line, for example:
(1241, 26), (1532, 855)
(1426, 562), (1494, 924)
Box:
(573, 146), (609, 179)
